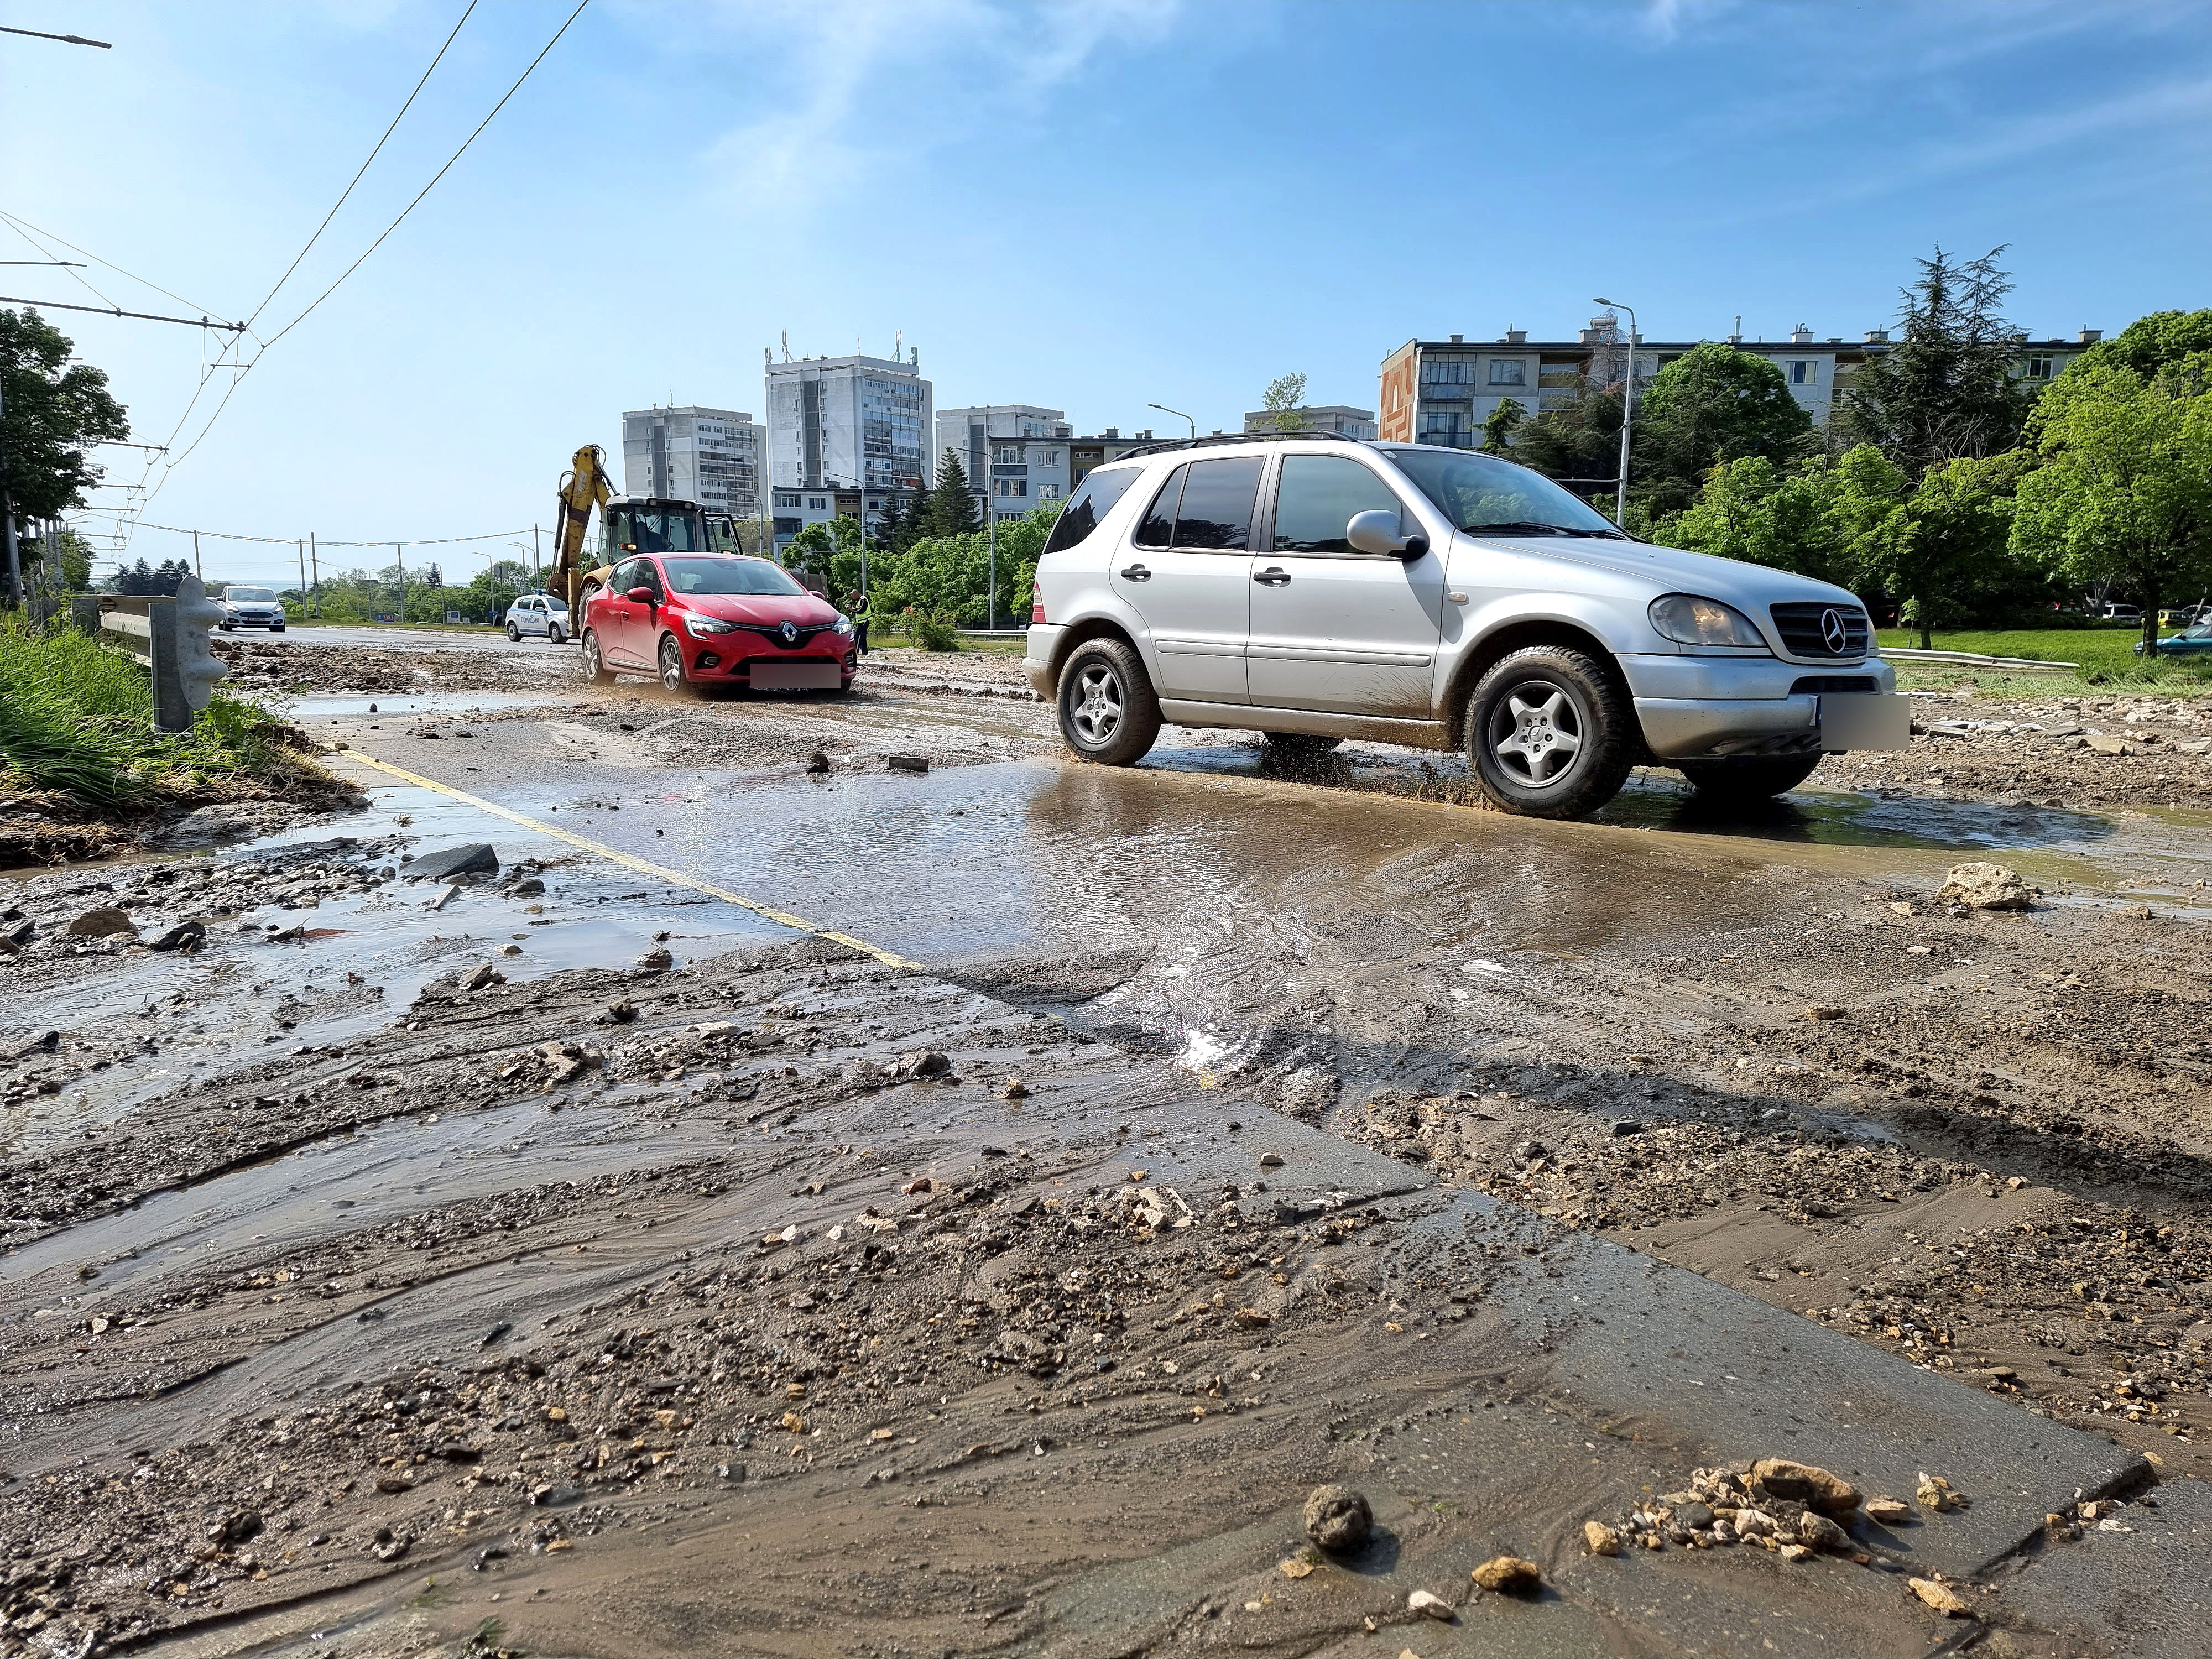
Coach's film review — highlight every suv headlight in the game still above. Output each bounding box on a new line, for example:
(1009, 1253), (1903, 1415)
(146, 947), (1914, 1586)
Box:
(682, 614), (737, 637)
(1649, 593), (1768, 649)
(833, 615), (854, 636)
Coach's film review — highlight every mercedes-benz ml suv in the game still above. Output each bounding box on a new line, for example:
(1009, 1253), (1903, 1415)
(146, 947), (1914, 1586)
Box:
(1022, 434), (1907, 818)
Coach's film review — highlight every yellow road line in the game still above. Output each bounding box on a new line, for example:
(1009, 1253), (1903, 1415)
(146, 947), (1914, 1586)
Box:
(331, 748), (918, 969)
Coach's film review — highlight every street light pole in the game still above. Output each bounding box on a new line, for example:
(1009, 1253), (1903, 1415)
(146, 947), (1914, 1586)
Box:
(1593, 297), (1637, 531)
(1147, 402), (1196, 440)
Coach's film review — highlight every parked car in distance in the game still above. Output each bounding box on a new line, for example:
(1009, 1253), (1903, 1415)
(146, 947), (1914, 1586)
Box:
(2136, 621), (2212, 656)
(505, 592), (570, 643)
(1024, 433), (1910, 819)
(578, 552), (855, 695)
(218, 585), (286, 631)
(2102, 604), (2142, 622)
(2158, 605), (2208, 627)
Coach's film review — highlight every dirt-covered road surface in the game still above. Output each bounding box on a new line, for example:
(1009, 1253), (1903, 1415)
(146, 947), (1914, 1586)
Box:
(4, 638), (2211, 1658)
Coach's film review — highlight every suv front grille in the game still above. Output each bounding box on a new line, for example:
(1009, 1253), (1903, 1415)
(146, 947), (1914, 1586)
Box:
(1769, 602), (1870, 660)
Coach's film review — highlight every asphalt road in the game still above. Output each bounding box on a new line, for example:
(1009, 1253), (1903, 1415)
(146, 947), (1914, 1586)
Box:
(262, 622), (549, 655)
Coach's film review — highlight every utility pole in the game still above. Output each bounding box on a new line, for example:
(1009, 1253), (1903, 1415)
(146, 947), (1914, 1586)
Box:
(192, 529), (202, 582)
(2, 492), (20, 610)
(395, 542), (405, 622)
(297, 539), (307, 611)
(532, 522), (541, 585)
(987, 502), (998, 630)
(1593, 296), (1639, 530)
(309, 531), (320, 615)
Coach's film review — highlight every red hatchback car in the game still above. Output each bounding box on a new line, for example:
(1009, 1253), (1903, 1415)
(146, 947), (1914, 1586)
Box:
(580, 554), (857, 695)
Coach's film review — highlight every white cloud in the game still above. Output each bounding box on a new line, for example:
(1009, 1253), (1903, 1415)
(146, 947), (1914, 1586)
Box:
(677, 0), (1183, 203)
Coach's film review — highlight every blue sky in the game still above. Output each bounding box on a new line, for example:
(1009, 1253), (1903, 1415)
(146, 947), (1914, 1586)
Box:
(3, 0), (2208, 583)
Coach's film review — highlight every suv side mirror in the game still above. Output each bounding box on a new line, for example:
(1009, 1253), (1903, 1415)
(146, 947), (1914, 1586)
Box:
(1346, 510), (1431, 560)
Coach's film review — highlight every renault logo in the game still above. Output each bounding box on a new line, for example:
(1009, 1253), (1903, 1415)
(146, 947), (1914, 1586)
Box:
(779, 621), (799, 646)
(1820, 608), (1849, 653)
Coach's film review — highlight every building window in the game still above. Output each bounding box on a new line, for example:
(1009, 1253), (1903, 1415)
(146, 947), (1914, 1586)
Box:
(1488, 360), (1526, 386)
(994, 478), (1027, 497)
(807, 495), (827, 510)
(1790, 361), (1817, 385)
(2025, 354), (2055, 380)
(1038, 483), (1060, 500)
(995, 445), (1020, 465)
(775, 493), (799, 509)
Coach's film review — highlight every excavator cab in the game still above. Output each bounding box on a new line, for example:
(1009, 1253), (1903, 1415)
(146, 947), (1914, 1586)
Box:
(601, 500), (742, 559)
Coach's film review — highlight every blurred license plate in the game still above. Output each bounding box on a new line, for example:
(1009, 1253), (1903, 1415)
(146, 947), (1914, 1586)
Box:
(752, 661), (840, 690)
(1819, 693), (1909, 752)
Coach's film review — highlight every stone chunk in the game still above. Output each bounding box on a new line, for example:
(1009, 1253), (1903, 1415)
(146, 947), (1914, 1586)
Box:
(1302, 1484), (1371, 1554)
(1909, 1577), (1973, 1616)
(67, 905), (136, 938)
(406, 843), (499, 883)
(1470, 1556), (1541, 1594)
(1582, 1520), (1621, 1556)
(1933, 861), (2036, 910)
(1751, 1457), (1861, 1515)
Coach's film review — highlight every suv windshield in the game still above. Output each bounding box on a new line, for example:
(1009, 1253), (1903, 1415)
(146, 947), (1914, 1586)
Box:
(1381, 449), (1625, 538)
(226, 588), (276, 603)
(661, 557), (805, 597)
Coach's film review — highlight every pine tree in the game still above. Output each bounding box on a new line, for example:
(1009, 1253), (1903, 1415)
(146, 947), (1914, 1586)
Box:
(926, 449), (978, 536)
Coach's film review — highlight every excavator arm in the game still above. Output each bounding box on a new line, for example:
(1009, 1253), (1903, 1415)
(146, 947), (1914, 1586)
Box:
(551, 444), (613, 625)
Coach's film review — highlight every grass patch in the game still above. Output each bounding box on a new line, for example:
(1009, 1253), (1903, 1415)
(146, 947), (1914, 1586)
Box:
(0, 614), (342, 816)
(1879, 628), (2212, 696)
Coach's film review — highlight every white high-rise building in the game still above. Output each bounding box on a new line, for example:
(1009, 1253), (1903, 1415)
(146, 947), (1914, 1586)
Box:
(764, 349), (932, 534)
(622, 405), (763, 520)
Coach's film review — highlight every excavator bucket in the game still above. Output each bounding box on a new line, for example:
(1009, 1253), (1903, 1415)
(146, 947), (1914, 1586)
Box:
(552, 444), (612, 624)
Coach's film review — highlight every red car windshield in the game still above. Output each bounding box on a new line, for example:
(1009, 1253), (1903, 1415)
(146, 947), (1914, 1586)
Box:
(660, 557), (805, 597)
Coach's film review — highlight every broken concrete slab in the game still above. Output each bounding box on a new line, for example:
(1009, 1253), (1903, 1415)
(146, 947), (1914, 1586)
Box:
(403, 842), (499, 883)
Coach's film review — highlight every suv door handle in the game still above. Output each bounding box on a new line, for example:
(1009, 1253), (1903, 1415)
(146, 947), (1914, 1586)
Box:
(1119, 563), (1151, 581)
(1253, 567), (1291, 586)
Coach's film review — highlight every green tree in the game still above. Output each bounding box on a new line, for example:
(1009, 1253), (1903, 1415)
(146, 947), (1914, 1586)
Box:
(2011, 358), (2212, 658)
(1479, 398), (1527, 456)
(924, 450), (978, 537)
(2, 310), (129, 604)
(1512, 383), (1622, 488)
(1630, 343), (1812, 517)
(1261, 371), (1309, 432)
(1671, 456), (1845, 582)
(27, 525), (94, 590)
(1832, 246), (2029, 476)
(2068, 310), (2212, 380)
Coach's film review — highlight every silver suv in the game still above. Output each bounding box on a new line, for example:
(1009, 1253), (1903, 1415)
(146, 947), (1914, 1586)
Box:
(1023, 434), (1907, 818)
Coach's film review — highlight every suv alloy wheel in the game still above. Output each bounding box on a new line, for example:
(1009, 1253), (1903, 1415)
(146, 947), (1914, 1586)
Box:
(1056, 637), (1161, 766)
(1465, 645), (1636, 818)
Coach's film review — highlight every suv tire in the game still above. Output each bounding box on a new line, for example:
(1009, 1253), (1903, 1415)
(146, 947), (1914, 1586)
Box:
(1465, 645), (1636, 818)
(1676, 755), (1822, 802)
(1263, 732), (1343, 758)
(581, 628), (615, 685)
(1057, 637), (1161, 766)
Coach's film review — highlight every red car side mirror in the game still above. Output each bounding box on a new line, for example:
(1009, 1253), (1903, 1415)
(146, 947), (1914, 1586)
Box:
(626, 586), (654, 604)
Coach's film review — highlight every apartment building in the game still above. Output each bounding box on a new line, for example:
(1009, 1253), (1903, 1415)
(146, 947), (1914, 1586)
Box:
(764, 349), (932, 534)
(621, 405), (764, 520)
(1068, 427), (1160, 491)
(1378, 321), (2105, 448)
(1240, 404), (1378, 439)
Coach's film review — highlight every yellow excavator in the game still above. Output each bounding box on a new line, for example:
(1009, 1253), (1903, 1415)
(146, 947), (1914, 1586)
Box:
(549, 443), (747, 632)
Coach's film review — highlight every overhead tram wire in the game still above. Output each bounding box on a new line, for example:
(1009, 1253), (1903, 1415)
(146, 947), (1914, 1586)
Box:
(127, 0), (588, 522)
(0, 208), (236, 321)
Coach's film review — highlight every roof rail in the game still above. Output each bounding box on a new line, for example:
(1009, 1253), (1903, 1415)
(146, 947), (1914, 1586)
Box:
(1112, 429), (1367, 460)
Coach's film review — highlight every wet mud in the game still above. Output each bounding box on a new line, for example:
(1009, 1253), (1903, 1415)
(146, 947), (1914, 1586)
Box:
(6, 639), (2212, 1656)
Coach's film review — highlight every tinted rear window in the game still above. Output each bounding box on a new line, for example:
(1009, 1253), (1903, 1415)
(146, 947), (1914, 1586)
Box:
(1042, 466), (1141, 556)
(1136, 465), (1186, 547)
(1171, 457), (1264, 551)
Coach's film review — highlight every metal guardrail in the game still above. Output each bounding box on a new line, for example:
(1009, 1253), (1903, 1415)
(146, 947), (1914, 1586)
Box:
(1881, 647), (2081, 675)
(79, 576), (229, 732)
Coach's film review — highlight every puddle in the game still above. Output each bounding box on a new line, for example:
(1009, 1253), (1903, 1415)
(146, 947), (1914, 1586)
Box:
(285, 691), (565, 720)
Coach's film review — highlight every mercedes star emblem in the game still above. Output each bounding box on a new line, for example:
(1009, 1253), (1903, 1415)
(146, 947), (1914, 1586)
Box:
(1820, 608), (1848, 653)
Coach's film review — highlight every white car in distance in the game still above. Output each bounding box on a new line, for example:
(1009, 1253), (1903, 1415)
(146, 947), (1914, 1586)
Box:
(505, 593), (571, 644)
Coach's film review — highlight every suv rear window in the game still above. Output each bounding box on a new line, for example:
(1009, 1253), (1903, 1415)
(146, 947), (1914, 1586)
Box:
(1042, 466), (1140, 555)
